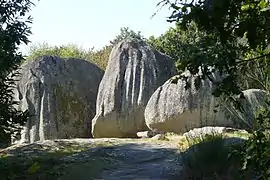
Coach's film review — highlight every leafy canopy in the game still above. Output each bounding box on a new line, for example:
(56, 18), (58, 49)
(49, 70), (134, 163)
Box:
(26, 27), (145, 70)
(157, 0), (270, 97)
(158, 0), (270, 178)
(110, 27), (145, 45)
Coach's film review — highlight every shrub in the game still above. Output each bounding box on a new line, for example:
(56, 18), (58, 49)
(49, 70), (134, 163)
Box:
(180, 132), (249, 179)
(0, 0), (34, 147)
(26, 42), (111, 70)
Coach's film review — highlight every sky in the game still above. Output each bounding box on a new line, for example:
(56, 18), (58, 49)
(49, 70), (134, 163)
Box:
(20, 0), (174, 55)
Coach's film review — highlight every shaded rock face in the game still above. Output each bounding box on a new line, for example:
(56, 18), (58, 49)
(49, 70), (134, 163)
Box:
(224, 89), (269, 130)
(14, 56), (104, 143)
(92, 39), (177, 138)
(144, 71), (236, 134)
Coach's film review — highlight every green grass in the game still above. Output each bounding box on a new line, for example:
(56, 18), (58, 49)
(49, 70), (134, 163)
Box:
(0, 141), (115, 180)
(177, 132), (252, 180)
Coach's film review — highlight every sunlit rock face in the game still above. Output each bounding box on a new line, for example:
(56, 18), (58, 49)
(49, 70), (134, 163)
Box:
(145, 67), (269, 134)
(144, 71), (230, 134)
(14, 56), (104, 143)
(92, 39), (177, 138)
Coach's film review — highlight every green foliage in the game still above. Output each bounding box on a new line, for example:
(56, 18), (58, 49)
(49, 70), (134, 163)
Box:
(148, 22), (205, 62)
(161, 0), (269, 50)
(110, 27), (145, 45)
(0, 0), (36, 146)
(26, 27), (145, 70)
(181, 133), (247, 179)
(0, 150), (108, 180)
(158, 0), (270, 95)
(238, 47), (270, 91)
(237, 104), (270, 179)
(0, 141), (114, 180)
(26, 42), (111, 70)
(27, 42), (90, 60)
(90, 45), (112, 70)
(148, 22), (245, 75)
(158, 0), (270, 178)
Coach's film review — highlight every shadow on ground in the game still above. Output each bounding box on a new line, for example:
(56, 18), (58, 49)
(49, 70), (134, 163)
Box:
(0, 140), (181, 180)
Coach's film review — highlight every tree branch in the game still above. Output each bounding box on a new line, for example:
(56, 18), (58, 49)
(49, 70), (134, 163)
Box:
(236, 53), (270, 65)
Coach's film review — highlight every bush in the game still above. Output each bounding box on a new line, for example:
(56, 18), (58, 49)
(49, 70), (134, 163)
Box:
(26, 42), (111, 70)
(237, 105), (270, 179)
(0, 0), (34, 147)
(180, 132), (249, 179)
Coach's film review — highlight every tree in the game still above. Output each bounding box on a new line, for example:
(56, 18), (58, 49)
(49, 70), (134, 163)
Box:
(0, 0), (36, 146)
(158, 0), (270, 178)
(89, 45), (112, 70)
(26, 43), (110, 70)
(27, 42), (94, 62)
(110, 27), (145, 45)
(148, 21), (268, 92)
(27, 42), (90, 61)
(148, 22), (246, 75)
(26, 27), (145, 71)
(157, 0), (269, 93)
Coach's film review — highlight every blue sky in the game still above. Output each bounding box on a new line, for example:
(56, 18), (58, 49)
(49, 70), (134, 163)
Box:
(20, 0), (174, 55)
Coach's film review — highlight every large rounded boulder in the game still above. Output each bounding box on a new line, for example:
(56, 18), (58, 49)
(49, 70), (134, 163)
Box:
(92, 39), (177, 138)
(13, 56), (104, 143)
(144, 71), (226, 134)
(145, 69), (268, 133)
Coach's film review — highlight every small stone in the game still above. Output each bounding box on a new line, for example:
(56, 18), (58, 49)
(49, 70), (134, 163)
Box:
(137, 131), (160, 138)
(151, 134), (168, 141)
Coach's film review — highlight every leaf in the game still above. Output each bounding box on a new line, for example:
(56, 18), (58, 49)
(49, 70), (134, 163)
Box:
(259, 0), (267, 9)
(27, 162), (40, 174)
(261, 6), (270, 11)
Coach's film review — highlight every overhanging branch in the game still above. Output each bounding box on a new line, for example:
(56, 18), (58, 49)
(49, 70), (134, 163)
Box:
(236, 53), (270, 65)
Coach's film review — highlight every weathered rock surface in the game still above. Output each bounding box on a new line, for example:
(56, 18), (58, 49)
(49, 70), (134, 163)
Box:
(144, 71), (229, 134)
(223, 88), (269, 129)
(137, 131), (160, 138)
(92, 39), (177, 138)
(13, 56), (104, 143)
(145, 68), (268, 134)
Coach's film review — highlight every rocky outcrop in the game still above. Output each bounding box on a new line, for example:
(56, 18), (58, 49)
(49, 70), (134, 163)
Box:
(223, 89), (269, 130)
(13, 56), (104, 143)
(144, 71), (231, 134)
(92, 39), (177, 138)
(145, 68), (268, 134)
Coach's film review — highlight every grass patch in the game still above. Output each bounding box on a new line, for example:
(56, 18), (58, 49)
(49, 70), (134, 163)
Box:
(224, 129), (250, 139)
(178, 132), (250, 179)
(0, 141), (115, 180)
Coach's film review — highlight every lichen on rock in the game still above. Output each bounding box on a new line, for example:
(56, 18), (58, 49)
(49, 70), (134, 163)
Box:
(13, 56), (104, 143)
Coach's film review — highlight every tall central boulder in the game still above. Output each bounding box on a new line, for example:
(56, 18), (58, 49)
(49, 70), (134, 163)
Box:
(92, 39), (177, 138)
(13, 56), (104, 143)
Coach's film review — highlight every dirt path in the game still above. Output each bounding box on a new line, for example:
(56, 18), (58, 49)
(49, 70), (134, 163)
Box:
(1, 138), (182, 180)
(95, 143), (181, 180)
(1, 131), (247, 180)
